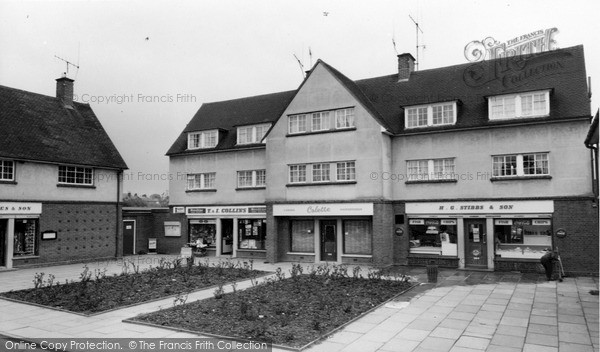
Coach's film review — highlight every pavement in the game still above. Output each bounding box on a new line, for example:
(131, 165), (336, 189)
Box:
(0, 255), (597, 352)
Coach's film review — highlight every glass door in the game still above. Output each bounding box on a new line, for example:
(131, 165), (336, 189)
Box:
(464, 219), (488, 268)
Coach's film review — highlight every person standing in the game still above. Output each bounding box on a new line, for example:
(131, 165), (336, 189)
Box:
(540, 249), (557, 280)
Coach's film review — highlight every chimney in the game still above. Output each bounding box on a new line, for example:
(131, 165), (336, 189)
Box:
(397, 53), (416, 81)
(56, 74), (74, 107)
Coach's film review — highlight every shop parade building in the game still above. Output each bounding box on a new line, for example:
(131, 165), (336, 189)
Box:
(0, 76), (128, 268)
(161, 45), (598, 275)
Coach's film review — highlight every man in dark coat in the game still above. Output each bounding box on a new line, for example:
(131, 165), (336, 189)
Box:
(540, 249), (557, 280)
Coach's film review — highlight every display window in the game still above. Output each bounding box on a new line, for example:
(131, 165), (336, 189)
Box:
(290, 220), (314, 252)
(189, 219), (216, 248)
(408, 218), (457, 256)
(494, 218), (551, 258)
(238, 219), (266, 250)
(343, 219), (372, 255)
(13, 218), (38, 256)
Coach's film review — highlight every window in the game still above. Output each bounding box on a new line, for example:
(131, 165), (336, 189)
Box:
(164, 222), (181, 237)
(335, 108), (355, 129)
(407, 158), (455, 181)
(289, 115), (307, 134)
(336, 161), (356, 181)
(289, 165), (307, 183)
(405, 102), (456, 128)
(0, 160), (14, 181)
(492, 153), (549, 177)
(237, 124), (271, 145)
(13, 219), (38, 257)
(238, 219), (266, 250)
(312, 163), (331, 182)
(189, 219), (216, 248)
(58, 166), (93, 185)
(409, 219), (457, 255)
(312, 112), (330, 131)
(237, 170), (266, 188)
(290, 220), (314, 252)
(187, 173), (216, 190)
(188, 130), (218, 149)
(343, 220), (372, 255)
(494, 219), (552, 259)
(488, 90), (549, 120)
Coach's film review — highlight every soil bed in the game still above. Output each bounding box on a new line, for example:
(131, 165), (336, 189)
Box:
(0, 259), (265, 314)
(133, 270), (413, 348)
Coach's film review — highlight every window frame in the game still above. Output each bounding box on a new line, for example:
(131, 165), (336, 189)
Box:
(407, 158), (455, 181)
(236, 124), (271, 145)
(288, 164), (307, 184)
(312, 163), (331, 183)
(288, 115), (308, 134)
(405, 102), (457, 129)
(288, 107), (355, 135)
(0, 159), (15, 181)
(488, 90), (550, 120)
(187, 172), (216, 190)
(336, 161), (356, 181)
(492, 152), (550, 178)
(237, 169), (266, 188)
(187, 130), (219, 150)
(58, 165), (94, 186)
(335, 108), (355, 129)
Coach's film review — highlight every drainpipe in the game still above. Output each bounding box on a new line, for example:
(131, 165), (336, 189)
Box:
(116, 170), (122, 257)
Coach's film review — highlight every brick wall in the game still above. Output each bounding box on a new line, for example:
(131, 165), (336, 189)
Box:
(372, 202), (394, 266)
(553, 198), (599, 276)
(14, 202), (119, 267)
(392, 202), (409, 265)
(123, 209), (186, 255)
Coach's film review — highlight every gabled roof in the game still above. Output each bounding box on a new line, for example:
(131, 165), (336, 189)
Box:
(167, 45), (590, 156)
(0, 85), (128, 169)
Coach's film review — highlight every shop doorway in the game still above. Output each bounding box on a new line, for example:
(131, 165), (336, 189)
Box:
(320, 220), (337, 261)
(123, 220), (135, 255)
(0, 219), (6, 267)
(221, 219), (233, 255)
(464, 219), (488, 268)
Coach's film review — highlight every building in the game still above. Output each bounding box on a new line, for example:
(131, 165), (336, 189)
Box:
(165, 45), (598, 275)
(0, 76), (128, 268)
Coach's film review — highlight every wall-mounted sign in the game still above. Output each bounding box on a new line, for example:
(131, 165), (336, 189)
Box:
(406, 200), (553, 215)
(186, 205), (266, 216)
(555, 228), (567, 238)
(409, 219), (425, 225)
(41, 231), (57, 240)
(173, 207), (185, 214)
(273, 203), (373, 216)
(495, 219), (513, 225)
(0, 202), (42, 215)
(464, 28), (558, 62)
(164, 221), (181, 237)
(148, 238), (157, 250)
(395, 228), (404, 236)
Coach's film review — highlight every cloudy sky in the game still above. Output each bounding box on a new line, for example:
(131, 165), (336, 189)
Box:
(1, 0), (598, 196)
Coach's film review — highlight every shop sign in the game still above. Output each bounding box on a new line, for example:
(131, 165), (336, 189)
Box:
(186, 205), (266, 216)
(441, 219), (457, 225)
(173, 207), (185, 214)
(555, 228), (567, 238)
(495, 219), (513, 225)
(273, 203), (373, 216)
(406, 200), (553, 215)
(409, 219), (424, 225)
(533, 220), (551, 226)
(0, 202), (42, 215)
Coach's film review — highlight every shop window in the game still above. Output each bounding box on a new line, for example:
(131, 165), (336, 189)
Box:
(408, 219), (457, 256)
(189, 220), (216, 248)
(0, 160), (14, 181)
(238, 219), (266, 250)
(343, 220), (372, 255)
(494, 219), (552, 259)
(13, 219), (38, 256)
(290, 220), (314, 252)
(58, 166), (93, 185)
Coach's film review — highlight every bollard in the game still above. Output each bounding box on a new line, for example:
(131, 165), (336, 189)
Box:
(426, 260), (438, 283)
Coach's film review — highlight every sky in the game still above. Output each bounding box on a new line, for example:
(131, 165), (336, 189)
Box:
(1, 0), (599, 196)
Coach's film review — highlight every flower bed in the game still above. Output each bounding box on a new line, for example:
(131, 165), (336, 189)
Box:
(131, 265), (413, 349)
(0, 258), (265, 314)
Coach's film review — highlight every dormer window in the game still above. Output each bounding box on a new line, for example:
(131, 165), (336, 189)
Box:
(405, 102), (457, 129)
(488, 90), (550, 120)
(188, 130), (218, 150)
(236, 124), (271, 145)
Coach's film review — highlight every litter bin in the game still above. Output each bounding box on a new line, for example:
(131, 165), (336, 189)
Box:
(426, 260), (438, 283)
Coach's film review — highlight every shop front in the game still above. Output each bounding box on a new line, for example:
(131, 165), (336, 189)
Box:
(404, 200), (554, 271)
(0, 202), (42, 269)
(186, 205), (266, 259)
(272, 203), (374, 264)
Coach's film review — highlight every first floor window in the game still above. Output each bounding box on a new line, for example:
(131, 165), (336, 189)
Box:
(492, 153), (549, 177)
(312, 163), (331, 182)
(335, 108), (355, 129)
(238, 219), (266, 250)
(13, 219), (38, 256)
(290, 220), (314, 252)
(0, 160), (14, 181)
(409, 218), (457, 255)
(237, 170), (266, 188)
(336, 161), (356, 181)
(407, 158), (455, 181)
(187, 173), (216, 190)
(289, 115), (307, 134)
(312, 112), (330, 131)
(343, 220), (372, 255)
(494, 218), (552, 259)
(58, 166), (93, 185)
(289, 165), (307, 183)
